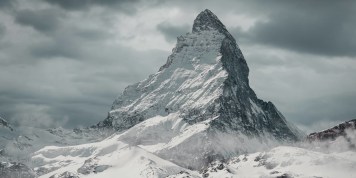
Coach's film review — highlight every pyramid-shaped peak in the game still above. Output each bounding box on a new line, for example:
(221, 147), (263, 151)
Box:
(192, 9), (233, 40)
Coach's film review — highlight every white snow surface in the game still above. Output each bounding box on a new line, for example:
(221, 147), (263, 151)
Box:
(32, 129), (356, 178)
(33, 134), (200, 178)
(205, 146), (356, 178)
(0, 123), (113, 163)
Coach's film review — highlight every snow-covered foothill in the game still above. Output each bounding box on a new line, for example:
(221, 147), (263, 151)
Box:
(32, 134), (200, 178)
(204, 146), (356, 178)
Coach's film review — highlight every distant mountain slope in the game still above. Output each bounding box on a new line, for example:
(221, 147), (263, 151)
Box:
(0, 116), (113, 163)
(32, 135), (199, 178)
(307, 119), (356, 141)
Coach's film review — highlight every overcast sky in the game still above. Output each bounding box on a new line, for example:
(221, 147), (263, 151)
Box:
(0, 0), (355, 133)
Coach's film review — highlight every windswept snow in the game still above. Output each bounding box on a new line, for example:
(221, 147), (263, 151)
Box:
(32, 135), (199, 178)
(205, 146), (356, 178)
(32, 132), (356, 178)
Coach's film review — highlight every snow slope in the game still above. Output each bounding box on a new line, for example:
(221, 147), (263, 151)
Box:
(0, 117), (113, 163)
(204, 146), (356, 178)
(32, 131), (356, 178)
(32, 134), (199, 178)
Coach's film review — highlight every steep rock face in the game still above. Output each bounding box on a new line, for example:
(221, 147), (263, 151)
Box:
(99, 9), (300, 141)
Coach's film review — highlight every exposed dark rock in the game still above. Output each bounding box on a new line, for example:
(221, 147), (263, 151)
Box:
(77, 157), (110, 175)
(276, 173), (293, 178)
(0, 162), (36, 178)
(49, 171), (79, 178)
(307, 119), (356, 141)
(0, 116), (13, 131)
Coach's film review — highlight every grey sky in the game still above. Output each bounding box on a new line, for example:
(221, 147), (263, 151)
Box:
(0, 0), (355, 133)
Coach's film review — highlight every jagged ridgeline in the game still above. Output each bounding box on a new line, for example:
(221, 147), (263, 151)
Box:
(98, 9), (301, 141)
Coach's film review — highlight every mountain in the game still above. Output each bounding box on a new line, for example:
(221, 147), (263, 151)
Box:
(307, 119), (356, 150)
(95, 9), (301, 167)
(100, 9), (301, 140)
(0, 116), (113, 163)
(24, 9), (356, 178)
(307, 119), (356, 141)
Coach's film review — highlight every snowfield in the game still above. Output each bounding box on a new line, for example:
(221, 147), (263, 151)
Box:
(32, 132), (356, 178)
(206, 146), (356, 178)
(33, 134), (200, 178)
(31, 115), (356, 178)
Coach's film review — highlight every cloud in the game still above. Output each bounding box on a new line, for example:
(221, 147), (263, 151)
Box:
(244, 44), (356, 131)
(43, 0), (141, 14)
(14, 8), (64, 34)
(157, 22), (190, 42)
(10, 103), (68, 128)
(233, 1), (356, 57)
(0, 0), (15, 10)
(0, 23), (5, 39)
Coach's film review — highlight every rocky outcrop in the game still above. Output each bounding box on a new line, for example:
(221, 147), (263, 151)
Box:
(0, 116), (13, 131)
(0, 162), (36, 178)
(307, 119), (356, 141)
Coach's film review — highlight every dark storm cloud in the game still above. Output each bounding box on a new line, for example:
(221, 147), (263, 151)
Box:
(0, 0), (15, 9)
(290, 93), (356, 126)
(233, 1), (356, 57)
(29, 37), (83, 59)
(157, 22), (190, 42)
(43, 0), (140, 14)
(15, 8), (63, 33)
(0, 23), (5, 38)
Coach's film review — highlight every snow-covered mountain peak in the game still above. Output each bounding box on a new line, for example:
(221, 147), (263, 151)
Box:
(192, 9), (233, 40)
